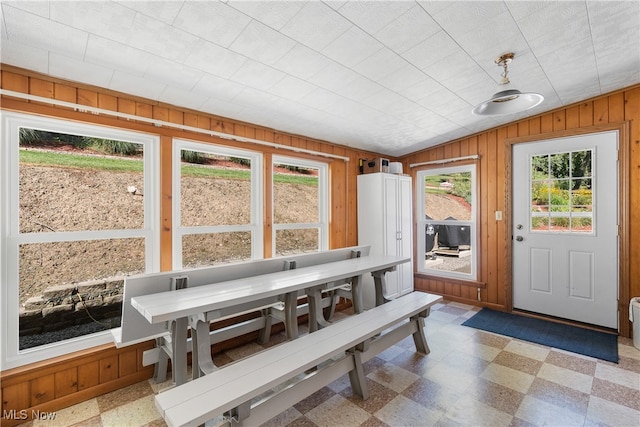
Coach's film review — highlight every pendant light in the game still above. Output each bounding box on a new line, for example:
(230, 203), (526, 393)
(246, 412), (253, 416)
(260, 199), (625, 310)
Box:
(472, 53), (544, 116)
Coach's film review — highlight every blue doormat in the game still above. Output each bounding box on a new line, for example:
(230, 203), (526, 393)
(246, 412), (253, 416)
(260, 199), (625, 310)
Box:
(462, 308), (618, 363)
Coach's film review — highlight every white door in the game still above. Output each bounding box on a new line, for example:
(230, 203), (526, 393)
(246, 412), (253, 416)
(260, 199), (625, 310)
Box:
(512, 131), (618, 329)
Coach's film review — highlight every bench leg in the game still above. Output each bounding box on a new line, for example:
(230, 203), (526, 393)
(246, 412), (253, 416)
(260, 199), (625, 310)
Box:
(348, 349), (369, 400)
(411, 310), (431, 355)
(225, 401), (251, 426)
(153, 337), (170, 383)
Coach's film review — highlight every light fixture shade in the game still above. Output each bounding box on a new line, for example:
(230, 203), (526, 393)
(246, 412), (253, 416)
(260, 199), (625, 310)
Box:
(472, 89), (544, 116)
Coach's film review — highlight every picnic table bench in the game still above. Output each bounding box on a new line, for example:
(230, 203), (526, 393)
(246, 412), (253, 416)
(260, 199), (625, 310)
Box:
(130, 252), (409, 385)
(155, 291), (442, 427)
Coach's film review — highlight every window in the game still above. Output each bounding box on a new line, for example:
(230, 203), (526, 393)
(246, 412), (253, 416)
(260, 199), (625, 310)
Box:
(416, 164), (477, 280)
(173, 139), (262, 268)
(530, 150), (593, 233)
(1, 112), (159, 369)
(272, 155), (328, 256)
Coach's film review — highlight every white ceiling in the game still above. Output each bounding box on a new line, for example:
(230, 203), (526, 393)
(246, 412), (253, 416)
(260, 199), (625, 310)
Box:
(1, 1), (639, 157)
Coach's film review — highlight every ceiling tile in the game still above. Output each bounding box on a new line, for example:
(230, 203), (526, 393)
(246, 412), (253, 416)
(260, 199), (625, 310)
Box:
(159, 85), (209, 111)
(274, 44), (335, 80)
(374, 4), (441, 54)
(1, 0), (49, 18)
(193, 74), (246, 102)
(515, 2), (590, 43)
(144, 57), (204, 91)
(173, 1), (251, 48)
(128, 13), (200, 62)
(352, 48), (407, 82)
(229, 59), (286, 90)
(279, 1), (351, 51)
(3, 4), (88, 60)
(85, 35), (153, 77)
(401, 30), (460, 71)
(335, 0), (414, 34)
(109, 70), (166, 100)
(114, 0), (185, 25)
(321, 26), (383, 68)
(4, 1), (640, 157)
(268, 75), (317, 101)
(0, 38), (49, 74)
(50, 1), (136, 45)
(226, 1), (306, 30)
(229, 20), (296, 66)
(183, 39), (247, 79)
(49, 52), (114, 89)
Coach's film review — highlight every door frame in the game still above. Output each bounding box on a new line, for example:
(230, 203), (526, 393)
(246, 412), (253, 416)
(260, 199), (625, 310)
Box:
(504, 122), (630, 335)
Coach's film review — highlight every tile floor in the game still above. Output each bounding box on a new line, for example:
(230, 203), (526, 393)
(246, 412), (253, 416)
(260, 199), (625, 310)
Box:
(21, 300), (640, 427)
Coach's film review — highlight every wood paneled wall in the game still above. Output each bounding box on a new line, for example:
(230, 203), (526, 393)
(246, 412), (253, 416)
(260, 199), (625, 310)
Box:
(1, 65), (638, 423)
(400, 85), (640, 338)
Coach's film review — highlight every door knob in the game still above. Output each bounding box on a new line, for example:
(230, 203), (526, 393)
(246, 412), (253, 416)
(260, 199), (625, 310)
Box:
(515, 236), (524, 242)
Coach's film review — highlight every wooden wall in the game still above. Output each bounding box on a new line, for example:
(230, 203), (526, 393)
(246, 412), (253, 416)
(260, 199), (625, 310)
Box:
(1, 65), (638, 424)
(400, 85), (640, 338)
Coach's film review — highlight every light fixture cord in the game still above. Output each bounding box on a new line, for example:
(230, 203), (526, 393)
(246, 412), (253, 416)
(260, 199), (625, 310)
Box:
(500, 61), (510, 85)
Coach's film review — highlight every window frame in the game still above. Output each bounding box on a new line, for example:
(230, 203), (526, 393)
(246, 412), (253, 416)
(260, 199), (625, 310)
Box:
(1, 111), (160, 369)
(415, 164), (478, 281)
(272, 155), (329, 256)
(172, 139), (263, 268)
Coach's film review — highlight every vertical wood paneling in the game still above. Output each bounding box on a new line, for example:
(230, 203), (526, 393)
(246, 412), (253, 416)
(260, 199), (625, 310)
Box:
(54, 367), (78, 398)
(566, 105), (580, 129)
(30, 374), (54, 406)
(118, 349), (138, 377)
(486, 130), (498, 303)
(594, 97), (609, 124)
(160, 135), (173, 271)
(579, 102), (594, 127)
(98, 93), (117, 111)
(552, 110), (566, 131)
(53, 83), (76, 105)
(541, 113), (554, 133)
(625, 88), (640, 304)
(2, 383), (30, 416)
(608, 92), (625, 122)
(77, 89), (98, 108)
(77, 361), (99, 391)
(263, 152), (273, 258)
(99, 356), (118, 384)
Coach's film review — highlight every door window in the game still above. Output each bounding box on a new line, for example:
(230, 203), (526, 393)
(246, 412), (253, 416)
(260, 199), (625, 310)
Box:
(530, 149), (593, 233)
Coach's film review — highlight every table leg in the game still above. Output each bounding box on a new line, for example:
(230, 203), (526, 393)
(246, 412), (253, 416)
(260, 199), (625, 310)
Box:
(307, 285), (331, 333)
(371, 267), (395, 306)
(284, 291), (299, 340)
(350, 275), (363, 314)
(192, 318), (217, 378)
(171, 317), (188, 386)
